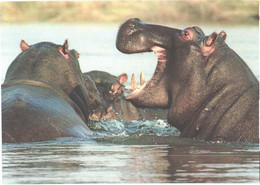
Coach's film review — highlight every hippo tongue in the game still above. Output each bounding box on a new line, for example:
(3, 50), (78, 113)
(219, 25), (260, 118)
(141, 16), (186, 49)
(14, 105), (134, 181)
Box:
(124, 46), (167, 102)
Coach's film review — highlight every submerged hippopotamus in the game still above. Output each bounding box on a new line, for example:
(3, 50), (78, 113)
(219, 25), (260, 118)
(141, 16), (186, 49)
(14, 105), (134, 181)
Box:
(116, 18), (259, 143)
(2, 40), (93, 143)
(83, 70), (167, 121)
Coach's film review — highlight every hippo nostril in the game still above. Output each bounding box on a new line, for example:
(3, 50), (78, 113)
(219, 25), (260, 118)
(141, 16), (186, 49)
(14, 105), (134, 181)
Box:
(133, 18), (141, 22)
(127, 18), (143, 27)
(128, 18), (141, 22)
(126, 18), (144, 31)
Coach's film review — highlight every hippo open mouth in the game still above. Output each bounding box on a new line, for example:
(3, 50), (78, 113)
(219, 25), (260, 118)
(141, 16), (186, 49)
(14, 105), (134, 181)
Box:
(124, 46), (167, 99)
(116, 18), (172, 108)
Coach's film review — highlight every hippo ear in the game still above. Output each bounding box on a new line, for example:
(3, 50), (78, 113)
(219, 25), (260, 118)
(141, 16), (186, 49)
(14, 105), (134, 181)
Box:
(218, 31), (227, 41)
(62, 39), (69, 54)
(110, 73), (128, 95)
(70, 49), (80, 59)
(58, 40), (71, 62)
(117, 73), (128, 84)
(193, 26), (205, 36)
(74, 50), (80, 59)
(205, 32), (218, 47)
(20, 40), (30, 51)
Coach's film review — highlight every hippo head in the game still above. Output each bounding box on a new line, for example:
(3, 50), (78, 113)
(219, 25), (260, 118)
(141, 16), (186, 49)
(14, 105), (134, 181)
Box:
(5, 40), (90, 123)
(116, 19), (231, 134)
(117, 18), (226, 109)
(83, 71), (130, 120)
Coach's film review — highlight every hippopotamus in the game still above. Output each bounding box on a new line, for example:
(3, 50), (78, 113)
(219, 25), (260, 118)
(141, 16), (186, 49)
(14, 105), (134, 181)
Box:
(83, 70), (167, 121)
(116, 18), (259, 143)
(2, 40), (93, 143)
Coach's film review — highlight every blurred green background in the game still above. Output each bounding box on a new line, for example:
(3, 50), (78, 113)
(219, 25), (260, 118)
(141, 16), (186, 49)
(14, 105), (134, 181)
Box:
(0, 0), (258, 25)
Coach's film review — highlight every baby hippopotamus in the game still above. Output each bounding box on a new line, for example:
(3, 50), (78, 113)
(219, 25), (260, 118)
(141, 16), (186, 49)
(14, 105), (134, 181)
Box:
(83, 70), (167, 121)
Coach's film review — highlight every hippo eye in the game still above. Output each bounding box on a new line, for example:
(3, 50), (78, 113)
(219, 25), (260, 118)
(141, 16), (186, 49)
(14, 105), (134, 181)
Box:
(181, 30), (191, 40)
(184, 31), (189, 36)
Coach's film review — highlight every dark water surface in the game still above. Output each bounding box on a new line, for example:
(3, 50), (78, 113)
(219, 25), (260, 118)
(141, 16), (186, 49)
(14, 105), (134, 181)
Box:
(1, 24), (259, 183)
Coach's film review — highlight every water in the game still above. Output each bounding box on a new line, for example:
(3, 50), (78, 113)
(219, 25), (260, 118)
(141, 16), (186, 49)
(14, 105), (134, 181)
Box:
(2, 135), (259, 183)
(1, 23), (259, 183)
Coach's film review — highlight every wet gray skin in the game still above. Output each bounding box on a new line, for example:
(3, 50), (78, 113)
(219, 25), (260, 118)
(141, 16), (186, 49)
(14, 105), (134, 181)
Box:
(2, 40), (93, 143)
(116, 18), (259, 143)
(83, 70), (167, 121)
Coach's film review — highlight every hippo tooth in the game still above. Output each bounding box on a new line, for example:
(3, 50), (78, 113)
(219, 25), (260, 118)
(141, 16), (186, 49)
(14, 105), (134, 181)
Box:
(125, 86), (132, 90)
(125, 85), (142, 90)
(140, 71), (145, 85)
(131, 73), (138, 91)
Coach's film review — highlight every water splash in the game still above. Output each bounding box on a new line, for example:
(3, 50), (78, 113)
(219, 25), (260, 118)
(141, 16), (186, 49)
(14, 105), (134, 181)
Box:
(89, 119), (180, 139)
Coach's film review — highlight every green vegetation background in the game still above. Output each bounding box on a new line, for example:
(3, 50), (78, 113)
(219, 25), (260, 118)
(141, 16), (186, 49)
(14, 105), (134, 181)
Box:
(0, 1), (259, 25)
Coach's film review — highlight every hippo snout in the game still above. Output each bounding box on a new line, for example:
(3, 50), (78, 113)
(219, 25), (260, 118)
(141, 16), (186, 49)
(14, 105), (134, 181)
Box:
(116, 18), (155, 54)
(117, 18), (145, 38)
(124, 18), (144, 30)
(127, 18), (142, 24)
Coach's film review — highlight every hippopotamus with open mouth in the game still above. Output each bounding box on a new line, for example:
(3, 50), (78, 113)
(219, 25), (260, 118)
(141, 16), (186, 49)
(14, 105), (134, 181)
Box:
(2, 40), (93, 143)
(116, 18), (259, 143)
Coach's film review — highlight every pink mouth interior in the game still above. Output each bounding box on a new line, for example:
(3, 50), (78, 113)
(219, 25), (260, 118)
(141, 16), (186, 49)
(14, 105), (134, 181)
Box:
(124, 45), (167, 99)
(150, 46), (167, 62)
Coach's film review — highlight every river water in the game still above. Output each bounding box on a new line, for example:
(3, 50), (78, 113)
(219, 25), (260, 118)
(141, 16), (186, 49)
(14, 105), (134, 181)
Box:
(1, 23), (259, 183)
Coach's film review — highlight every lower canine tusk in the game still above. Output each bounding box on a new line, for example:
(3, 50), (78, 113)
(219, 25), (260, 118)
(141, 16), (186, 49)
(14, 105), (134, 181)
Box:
(140, 72), (145, 85)
(131, 73), (138, 91)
